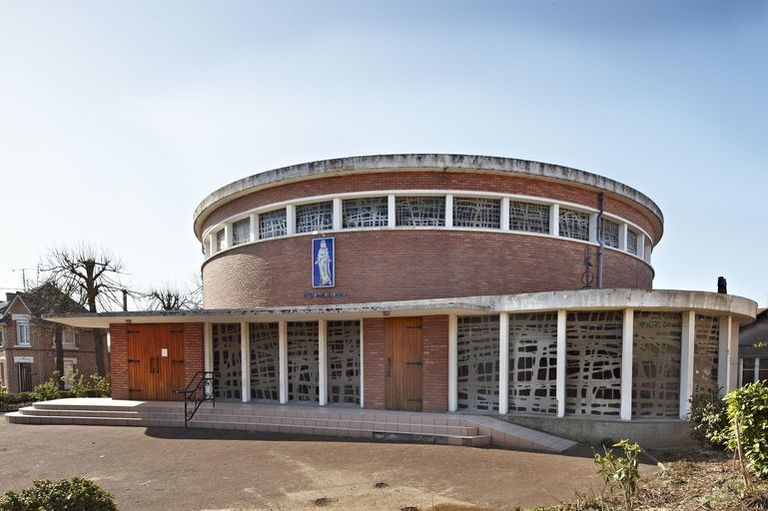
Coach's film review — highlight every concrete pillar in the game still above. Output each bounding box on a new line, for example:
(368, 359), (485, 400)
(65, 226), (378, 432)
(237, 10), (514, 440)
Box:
(448, 314), (458, 412)
(498, 313), (509, 415)
(359, 319), (365, 408)
(620, 308), (634, 421)
(204, 323), (213, 373)
(318, 320), (328, 406)
(223, 223), (232, 250)
(332, 198), (343, 231)
(589, 213), (599, 243)
(718, 316), (731, 394)
(619, 223), (628, 251)
(636, 233), (645, 260)
(286, 205), (296, 236)
(240, 322), (250, 403)
(249, 213), (258, 241)
(550, 204), (560, 237)
(556, 309), (566, 417)
(679, 311), (696, 419)
(729, 319), (739, 392)
(387, 194), (396, 228)
(279, 321), (288, 404)
(501, 198), (510, 231)
(445, 194), (453, 228)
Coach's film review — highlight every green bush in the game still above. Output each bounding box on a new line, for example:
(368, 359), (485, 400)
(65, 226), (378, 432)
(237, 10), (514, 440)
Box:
(31, 372), (62, 401)
(0, 477), (117, 511)
(688, 389), (729, 449)
(724, 381), (768, 478)
(594, 439), (643, 511)
(69, 371), (111, 397)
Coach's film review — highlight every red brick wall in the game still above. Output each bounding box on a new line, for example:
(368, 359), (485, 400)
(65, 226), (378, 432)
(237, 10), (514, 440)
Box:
(109, 323), (205, 401)
(203, 230), (654, 308)
(422, 315), (449, 412)
(362, 318), (385, 409)
(201, 170), (661, 241)
(109, 324), (129, 400)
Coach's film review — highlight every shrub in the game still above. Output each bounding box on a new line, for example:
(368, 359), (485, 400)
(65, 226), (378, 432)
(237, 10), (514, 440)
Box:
(69, 371), (111, 397)
(0, 477), (117, 511)
(724, 381), (768, 478)
(31, 372), (62, 401)
(688, 389), (729, 449)
(594, 439), (643, 511)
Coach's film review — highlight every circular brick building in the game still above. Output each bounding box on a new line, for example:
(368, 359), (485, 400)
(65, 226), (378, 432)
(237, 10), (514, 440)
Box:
(45, 154), (757, 448)
(195, 154), (661, 308)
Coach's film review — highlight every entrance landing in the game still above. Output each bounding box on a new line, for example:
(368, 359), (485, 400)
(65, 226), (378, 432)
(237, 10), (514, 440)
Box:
(6, 398), (576, 453)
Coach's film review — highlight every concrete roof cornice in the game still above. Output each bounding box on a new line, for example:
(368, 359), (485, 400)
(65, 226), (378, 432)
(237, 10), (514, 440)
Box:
(192, 154), (665, 240)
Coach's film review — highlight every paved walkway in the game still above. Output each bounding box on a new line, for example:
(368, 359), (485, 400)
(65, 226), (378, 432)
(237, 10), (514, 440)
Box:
(0, 419), (645, 511)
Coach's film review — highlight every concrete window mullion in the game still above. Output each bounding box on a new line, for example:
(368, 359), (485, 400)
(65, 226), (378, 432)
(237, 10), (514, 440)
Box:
(679, 311), (696, 419)
(318, 320), (328, 406)
(620, 308), (634, 421)
(498, 313), (509, 416)
(240, 322), (251, 403)
(556, 310), (566, 417)
(387, 195), (396, 228)
(359, 319), (365, 408)
(448, 314), (458, 412)
(279, 321), (288, 404)
(550, 204), (560, 237)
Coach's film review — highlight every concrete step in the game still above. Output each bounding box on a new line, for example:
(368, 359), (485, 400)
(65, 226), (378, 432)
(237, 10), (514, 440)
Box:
(18, 407), (141, 419)
(6, 412), (145, 427)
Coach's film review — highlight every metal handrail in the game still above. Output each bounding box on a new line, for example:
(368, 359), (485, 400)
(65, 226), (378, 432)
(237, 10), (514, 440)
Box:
(177, 371), (219, 428)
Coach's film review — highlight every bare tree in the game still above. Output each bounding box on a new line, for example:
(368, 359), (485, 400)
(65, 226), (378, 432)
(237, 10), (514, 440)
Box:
(144, 280), (200, 311)
(41, 243), (125, 376)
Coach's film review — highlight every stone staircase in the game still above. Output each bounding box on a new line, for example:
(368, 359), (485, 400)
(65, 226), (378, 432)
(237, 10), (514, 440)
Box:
(6, 398), (576, 452)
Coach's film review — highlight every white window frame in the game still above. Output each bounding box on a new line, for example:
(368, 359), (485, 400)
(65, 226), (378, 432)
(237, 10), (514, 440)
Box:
(63, 357), (77, 389)
(13, 315), (31, 347)
(63, 328), (77, 348)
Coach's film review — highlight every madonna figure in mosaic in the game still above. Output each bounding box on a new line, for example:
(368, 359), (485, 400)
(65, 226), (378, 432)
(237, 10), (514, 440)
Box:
(316, 240), (333, 286)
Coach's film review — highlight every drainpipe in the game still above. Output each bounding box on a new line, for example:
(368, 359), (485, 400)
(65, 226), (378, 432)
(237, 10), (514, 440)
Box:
(597, 192), (604, 289)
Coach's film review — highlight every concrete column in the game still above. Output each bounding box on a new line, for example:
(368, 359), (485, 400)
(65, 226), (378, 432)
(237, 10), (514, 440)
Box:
(739, 358), (744, 387)
(223, 223), (232, 249)
(359, 319), (365, 408)
(729, 320), (739, 392)
(620, 308), (634, 421)
(286, 205), (296, 236)
(279, 321), (288, 404)
(636, 233), (645, 260)
(206, 234), (214, 257)
(718, 316), (731, 394)
(318, 320), (328, 406)
(249, 213), (258, 241)
(550, 204), (560, 237)
(556, 309), (566, 417)
(500, 198), (510, 231)
(679, 311), (696, 419)
(756, 357), (761, 385)
(204, 323), (213, 372)
(448, 314), (458, 412)
(332, 198), (343, 231)
(589, 213), (599, 243)
(498, 313), (509, 416)
(445, 194), (453, 228)
(618, 224), (628, 251)
(387, 194), (396, 228)
(240, 322), (251, 403)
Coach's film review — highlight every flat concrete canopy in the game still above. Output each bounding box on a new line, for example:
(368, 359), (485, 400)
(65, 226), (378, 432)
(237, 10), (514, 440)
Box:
(192, 153), (665, 240)
(44, 288), (757, 329)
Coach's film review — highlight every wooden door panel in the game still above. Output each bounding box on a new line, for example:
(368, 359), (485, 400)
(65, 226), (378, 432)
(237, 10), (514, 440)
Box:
(384, 317), (423, 411)
(127, 324), (185, 401)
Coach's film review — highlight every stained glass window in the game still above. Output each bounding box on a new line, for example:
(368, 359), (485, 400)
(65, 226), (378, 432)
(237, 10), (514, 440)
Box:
(395, 196), (445, 226)
(259, 209), (287, 239)
(602, 219), (619, 248)
(342, 197), (388, 228)
(559, 208), (590, 241)
(453, 197), (501, 229)
(510, 201), (550, 233)
(232, 218), (251, 246)
(296, 201), (333, 233)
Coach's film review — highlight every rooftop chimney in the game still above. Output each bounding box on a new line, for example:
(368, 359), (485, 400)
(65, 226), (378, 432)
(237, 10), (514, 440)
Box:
(717, 276), (727, 294)
(5, 292), (17, 302)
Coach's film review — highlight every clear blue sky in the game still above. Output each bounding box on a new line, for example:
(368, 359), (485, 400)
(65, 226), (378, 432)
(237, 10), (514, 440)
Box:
(1, 1), (766, 306)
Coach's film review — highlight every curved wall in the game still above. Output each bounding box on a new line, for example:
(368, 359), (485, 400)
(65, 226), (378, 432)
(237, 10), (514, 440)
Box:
(202, 230), (654, 308)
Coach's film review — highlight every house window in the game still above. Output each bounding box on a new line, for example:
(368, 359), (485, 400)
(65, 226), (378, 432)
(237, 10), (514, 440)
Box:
(258, 209), (287, 239)
(17, 319), (30, 346)
(232, 218), (251, 246)
(453, 197), (501, 229)
(558, 208), (590, 241)
(215, 229), (226, 252)
(510, 201), (550, 233)
(342, 197), (388, 228)
(63, 358), (77, 389)
(0, 329), (4, 347)
(63, 328), (77, 348)
(396, 196), (445, 226)
(742, 358), (756, 385)
(602, 219), (620, 248)
(296, 201), (333, 233)
(627, 229), (638, 255)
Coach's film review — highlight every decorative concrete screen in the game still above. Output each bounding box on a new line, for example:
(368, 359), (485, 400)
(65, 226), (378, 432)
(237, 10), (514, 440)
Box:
(559, 208), (590, 241)
(565, 311), (623, 416)
(296, 201), (333, 233)
(693, 315), (720, 396)
(232, 218), (250, 246)
(602, 219), (619, 248)
(457, 315), (500, 412)
(287, 322), (319, 402)
(508, 312), (558, 415)
(632, 311), (682, 418)
(395, 196), (445, 226)
(249, 322), (280, 401)
(212, 323), (242, 400)
(510, 201), (550, 233)
(342, 197), (388, 228)
(453, 197), (501, 229)
(327, 320), (360, 405)
(259, 209), (287, 239)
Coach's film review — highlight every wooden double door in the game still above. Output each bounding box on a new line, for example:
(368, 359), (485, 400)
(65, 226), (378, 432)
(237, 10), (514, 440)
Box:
(127, 324), (185, 401)
(384, 317), (423, 411)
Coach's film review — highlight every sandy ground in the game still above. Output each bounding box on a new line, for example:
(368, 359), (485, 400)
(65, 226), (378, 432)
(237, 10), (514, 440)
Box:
(0, 419), (645, 510)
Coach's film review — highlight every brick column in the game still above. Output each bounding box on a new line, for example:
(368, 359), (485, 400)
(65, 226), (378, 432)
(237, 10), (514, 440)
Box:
(183, 323), (204, 387)
(109, 324), (129, 400)
(422, 315), (448, 413)
(363, 318), (385, 409)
